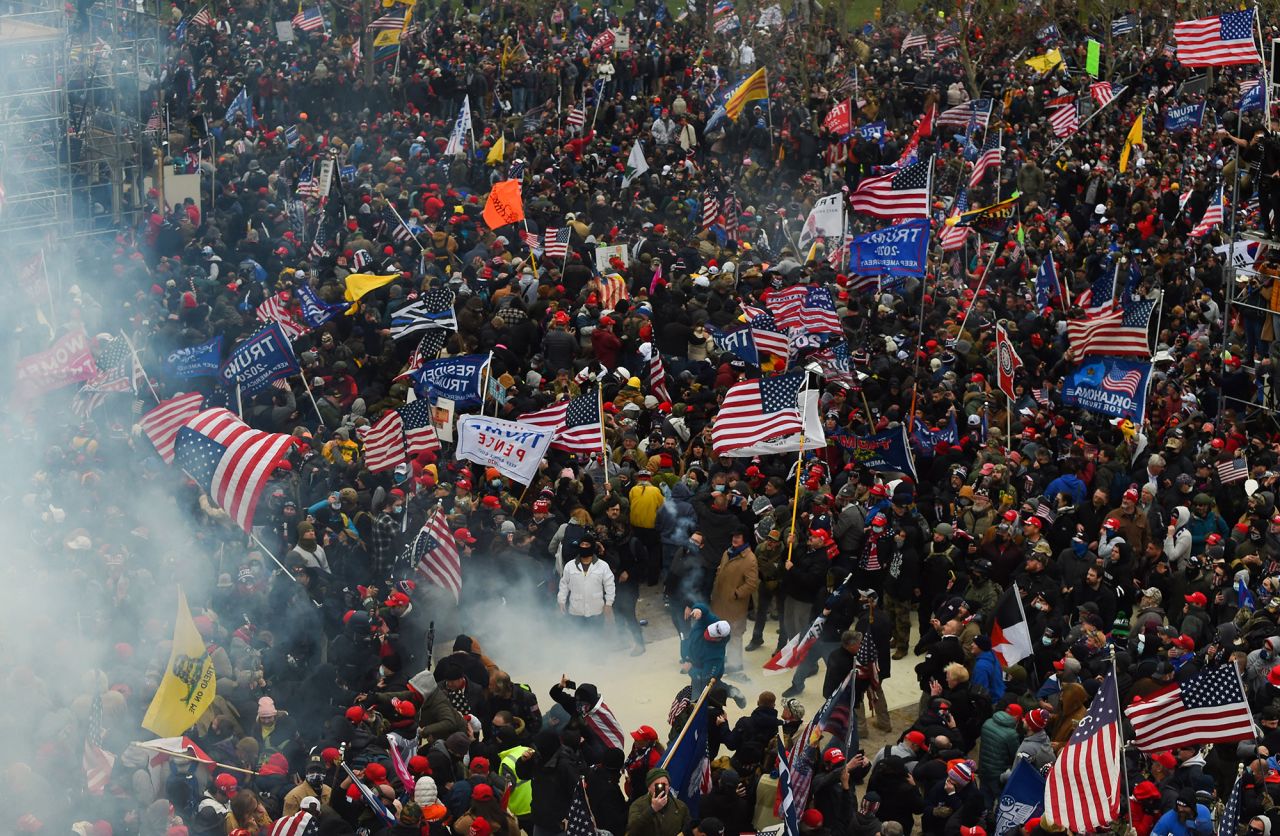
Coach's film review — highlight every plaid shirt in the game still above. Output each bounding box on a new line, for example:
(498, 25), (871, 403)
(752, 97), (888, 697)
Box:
(370, 512), (400, 568)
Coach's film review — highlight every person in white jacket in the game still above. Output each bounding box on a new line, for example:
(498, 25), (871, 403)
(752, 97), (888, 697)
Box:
(558, 536), (616, 624)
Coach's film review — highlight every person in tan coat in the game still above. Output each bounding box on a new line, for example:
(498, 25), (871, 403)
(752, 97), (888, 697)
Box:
(710, 530), (760, 677)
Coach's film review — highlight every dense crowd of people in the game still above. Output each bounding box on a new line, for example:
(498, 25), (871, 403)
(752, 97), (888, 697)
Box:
(15, 0), (1280, 834)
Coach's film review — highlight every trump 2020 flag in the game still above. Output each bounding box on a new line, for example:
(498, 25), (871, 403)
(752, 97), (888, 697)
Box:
(164, 336), (223, 379)
(219, 322), (300, 395)
(991, 584), (1034, 666)
(1164, 102), (1205, 132)
(412, 354), (489, 404)
(848, 218), (930, 278)
(996, 758), (1046, 836)
(1061, 357), (1152, 422)
(295, 282), (349, 326)
(142, 589), (217, 736)
(660, 683), (713, 816)
(834, 426), (918, 481)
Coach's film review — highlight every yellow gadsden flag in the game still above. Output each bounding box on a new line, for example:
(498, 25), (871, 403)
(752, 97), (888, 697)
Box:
(343, 272), (398, 314)
(486, 135), (506, 165)
(1024, 49), (1063, 73)
(1119, 111), (1143, 173)
(142, 589), (216, 736)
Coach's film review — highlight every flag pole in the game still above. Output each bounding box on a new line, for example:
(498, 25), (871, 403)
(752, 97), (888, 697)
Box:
(235, 383), (243, 418)
(598, 382), (610, 486)
(1109, 649), (1131, 814)
(133, 744), (259, 775)
(298, 372), (323, 419)
(783, 382), (809, 571)
(387, 202), (423, 251)
(481, 351), (494, 417)
(1046, 91), (1123, 157)
(119, 330), (162, 403)
(659, 678), (717, 769)
(522, 218), (538, 274)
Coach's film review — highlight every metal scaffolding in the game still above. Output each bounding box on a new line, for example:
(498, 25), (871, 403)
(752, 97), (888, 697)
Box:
(0, 0), (160, 247)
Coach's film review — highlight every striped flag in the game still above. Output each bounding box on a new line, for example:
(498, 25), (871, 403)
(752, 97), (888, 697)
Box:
(340, 763), (396, 825)
(140, 392), (205, 463)
(1124, 663), (1255, 751)
(390, 288), (458, 339)
(360, 400), (441, 472)
(190, 6), (212, 26)
(1049, 101), (1079, 137)
(256, 292), (310, 341)
(968, 131), (1003, 188)
(765, 611), (825, 674)
(1089, 81), (1117, 107)
(848, 157), (931, 219)
(936, 99), (992, 128)
(649, 352), (671, 402)
(291, 5), (325, 32)
(566, 106), (586, 130)
(1066, 296), (1154, 357)
(518, 392), (604, 453)
(1190, 189), (1225, 238)
(776, 739), (800, 836)
(741, 306), (792, 356)
(901, 32), (928, 50)
(701, 193), (720, 230)
(295, 163), (320, 199)
(1217, 457), (1249, 483)
(174, 409), (296, 533)
(766, 285), (842, 334)
(84, 691), (115, 795)
(268, 811), (316, 836)
(1219, 764), (1245, 836)
(1175, 10), (1261, 66)
(1112, 13), (1138, 35)
(939, 189), (971, 252)
(367, 9), (406, 29)
(395, 332), (438, 382)
(407, 509), (462, 602)
(711, 372), (805, 456)
(1102, 367), (1144, 397)
(1044, 668), (1122, 832)
(600, 273), (629, 311)
(543, 227), (571, 259)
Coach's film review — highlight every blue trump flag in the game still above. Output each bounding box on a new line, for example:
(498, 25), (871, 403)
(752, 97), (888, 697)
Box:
(909, 413), (959, 456)
(219, 322), (299, 394)
(1241, 81), (1264, 113)
(1035, 256), (1062, 312)
(660, 686), (712, 816)
(834, 425), (918, 481)
(993, 758), (1045, 836)
(710, 325), (761, 366)
(856, 121), (887, 144)
(165, 336), (223, 378)
(295, 282), (350, 327)
(1061, 357), (1152, 422)
(1238, 578), (1257, 610)
(849, 219), (930, 278)
(1164, 102), (1204, 133)
(412, 354), (489, 404)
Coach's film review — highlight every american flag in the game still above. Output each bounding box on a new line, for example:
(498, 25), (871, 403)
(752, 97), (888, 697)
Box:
(520, 229), (542, 256)
(543, 227), (571, 259)
(1079, 263), (1117, 314)
(269, 811), (318, 836)
(175, 408), (296, 533)
(1217, 457), (1249, 483)
(408, 509), (462, 602)
(935, 28), (958, 49)
(848, 157), (931, 219)
(969, 130), (1003, 188)
(1175, 11), (1260, 66)
(776, 740), (800, 836)
(855, 629), (880, 687)
(367, 9), (406, 29)
(1066, 295), (1154, 357)
(1124, 664), (1255, 750)
(1219, 766), (1245, 836)
(766, 286), (842, 334)
(256, 292), (310, 341)
(74, 336), (138, 417)
(84, 690), (115, 795)
(722, 192), (741, 238)
(700, 193), (720, 230)
(191, 6), (212, 26)
(940, 189), (971, 252)
(668, 685), (693, 725)
(566, 781), (599, 836)
(1049, 101), (1079, 137)
(140, 392), (205, 463)
(309, 209), (331, 259)
(742, 305), (792, 356)
(382, 206), (414, 244)
(291, 5), (325, 32)
(296, 163), (320, 199)
(340, 763), (396, 825)
(1032, 387), (1051, 407)
(1190, 189), (1225, 238)
(1101, 368), (1143, 397)
(1112, 13), (1138, 36)
(1043, 668), (1122, 833)
(600, 273), (628, 311)
(936, 99), (992, 128)
(145, 109), (164, 133)
(650, 352), (671, 402)
(518, 391), (604, 453)
(711, 372), (805, 456)
(1034, 499), (1057, 524)
(395, 332), (438, 382)
(1089, 81), (1117, 107)
(566, 106), (586, 130)
(360, 400), (441, 472)
(901, 31), (928, 50)
(351, 249), (372, 271)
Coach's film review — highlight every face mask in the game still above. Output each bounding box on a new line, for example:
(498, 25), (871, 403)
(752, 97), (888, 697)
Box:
(306, 772), (324, 786)
(1071, 541), (1087, 556)
(392, 505), (404, 515)
(379, 666), (390, 677)
(1042, 636), (1054, 646)
(329, 501), (340, 510)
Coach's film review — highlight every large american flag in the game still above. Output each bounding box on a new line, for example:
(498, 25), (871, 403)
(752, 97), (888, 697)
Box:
(1044, 668), (1122, 832)
(543, 227), (571, 259)
(968, 130), (1003, 188)
(74, 336), (139, 417)
(190, 6), (212, 26)
(649, 352), (671, 402)
(566, 780), (599, 836)
(600, 274), (628, 311)
(848, 157), (931, 219)
(939, 189), (971, 252)
(408, 509), (462, 602)
(901, 32), (928, 50)
(519, 391), (604, 453)
(1190, 189), (1225, 238)
(936, 99), (992, 128)
(84, 690), (115, 795)
(140, 392), (205, 463)
(1089, 81), (1117, 107)
(1175, 10), (1261, 66)
(1066, 295), (1154, 357)
(1124, 663), (1255, 751)
(174, 408), (296, 532)
(291, 5), (326, 32)
(701, 193), (720, 230)
(710, 372), (804, 456)
(766, 285), (842, 334)
(742, 305), (792, 356)
(360, 400), (441, 472)
(1049, 101), (1079, 137)
(256, 292), (310, 341)
(1217, 457), (1249, 483)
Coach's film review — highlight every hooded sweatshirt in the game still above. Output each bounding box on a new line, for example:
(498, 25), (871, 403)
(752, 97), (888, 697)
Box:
(1163, 506), (1193, 570)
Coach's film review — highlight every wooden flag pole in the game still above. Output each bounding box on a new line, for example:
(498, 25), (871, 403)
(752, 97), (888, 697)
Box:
(659, 678), (717, 768)
(134, 744), (259, 775)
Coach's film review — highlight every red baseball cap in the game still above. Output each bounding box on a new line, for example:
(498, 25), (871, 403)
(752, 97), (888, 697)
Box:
(455, 528), (478, 544)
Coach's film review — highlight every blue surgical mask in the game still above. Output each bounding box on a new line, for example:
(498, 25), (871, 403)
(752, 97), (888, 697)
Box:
(1071, 541), (1087, 556)
(1041, 636), (1053, 646)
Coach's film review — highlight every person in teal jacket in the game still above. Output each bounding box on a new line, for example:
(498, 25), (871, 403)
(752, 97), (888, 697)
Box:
(971, 636), (1006, 701)
(679, 602), (730, 694)
(977, 708), (1021, 805)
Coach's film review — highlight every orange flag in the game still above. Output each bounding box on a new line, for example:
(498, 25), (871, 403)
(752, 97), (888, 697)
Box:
(482, 179), (524, 229)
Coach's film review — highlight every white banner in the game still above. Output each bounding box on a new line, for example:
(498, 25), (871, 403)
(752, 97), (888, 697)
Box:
(456, 415), (554, 484)
(796, 192), (845, 254)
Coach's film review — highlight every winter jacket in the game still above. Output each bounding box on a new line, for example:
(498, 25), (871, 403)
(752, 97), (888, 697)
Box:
(656, 482), (696, 546)
(558, 558), (617, 617)
(405, 668), (467, 742)
(1014, 730), (1055, 770)
(977, 711), (1021, 785)
(710, 548), (760, 623)
(971, 650), (1006, 701)
(626, 793), (691, 836)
